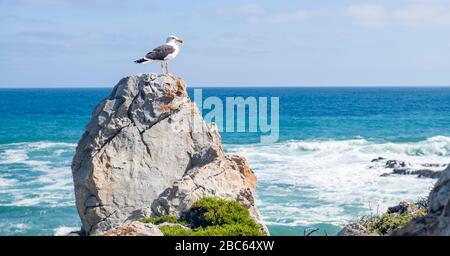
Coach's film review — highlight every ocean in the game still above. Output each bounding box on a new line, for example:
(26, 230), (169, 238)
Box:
(1, 87), (450, 236)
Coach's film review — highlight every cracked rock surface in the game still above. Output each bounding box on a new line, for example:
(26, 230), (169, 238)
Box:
(72, 73), (266, 234)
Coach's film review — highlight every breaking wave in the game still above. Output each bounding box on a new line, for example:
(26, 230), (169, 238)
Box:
(225, 136), (450, 228)
(1, 137), (449, 233)
(0, 141), (76, 207)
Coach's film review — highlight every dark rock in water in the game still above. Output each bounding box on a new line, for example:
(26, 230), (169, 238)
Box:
(375, 158), (445, 179)
(392, 168), (442, 179)
(420, 163), (447, 168)
(385, 160), (407, 169)
(371, 157), (386, 163)
(66, 230), (85, 236)
(369, 158), (409, 169)
(370, 158), (445, 172)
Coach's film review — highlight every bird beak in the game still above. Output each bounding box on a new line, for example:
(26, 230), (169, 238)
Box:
(176, 39), (184, 43)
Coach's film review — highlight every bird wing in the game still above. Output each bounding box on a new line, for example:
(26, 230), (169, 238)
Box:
(145, 44), (176, 61)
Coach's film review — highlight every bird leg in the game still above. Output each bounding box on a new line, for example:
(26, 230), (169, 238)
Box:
(160, 63), (164, 74)
(165, 62), (169, 75)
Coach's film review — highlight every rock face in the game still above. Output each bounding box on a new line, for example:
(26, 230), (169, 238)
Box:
(72, 73), (265, 234)
(395, 165), (450, 236)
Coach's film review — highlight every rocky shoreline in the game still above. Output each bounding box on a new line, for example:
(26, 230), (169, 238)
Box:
(339, 164), (450, 236)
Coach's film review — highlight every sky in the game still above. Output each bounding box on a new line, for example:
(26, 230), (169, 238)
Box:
(1, 0), (450, 87)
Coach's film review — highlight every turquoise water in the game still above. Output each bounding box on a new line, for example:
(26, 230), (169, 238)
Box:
(1, 87), (450, 236)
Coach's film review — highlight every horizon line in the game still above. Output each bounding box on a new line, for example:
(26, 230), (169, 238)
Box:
(1, 85), (450, 89)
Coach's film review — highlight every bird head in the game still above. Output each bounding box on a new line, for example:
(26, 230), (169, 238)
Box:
(166, 35), (184, 44)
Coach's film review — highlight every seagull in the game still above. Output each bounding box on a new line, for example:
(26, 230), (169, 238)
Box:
(134, 35), (184, 74)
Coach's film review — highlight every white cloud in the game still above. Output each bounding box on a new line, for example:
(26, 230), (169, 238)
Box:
(213, 3), (264, 16)
(10, 0), (125, 7)
(236, 3), (264, 15)
(347, 4), (388, 28)
(267, 10), (314, 24)
(394, 5), (450, 26)
(347, 3), (450, 28)
(213, 3), (321, 24)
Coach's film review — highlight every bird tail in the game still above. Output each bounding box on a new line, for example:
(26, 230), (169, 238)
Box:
(134, 58), (149, 64)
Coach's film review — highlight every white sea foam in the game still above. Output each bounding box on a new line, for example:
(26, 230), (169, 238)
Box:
(0, 223), (30, 235)
(0, 141), (75, 166)
(225, 136), (450, 228)
(54, 226), (80, 236)
(0, 149), (48, 166)
(0, 177), (17, 187)
(1, 138), (448, 230)
(0, 141), (76, 207)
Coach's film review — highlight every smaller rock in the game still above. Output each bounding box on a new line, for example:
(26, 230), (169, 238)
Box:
(420, 163), (447, 168)
(387, 201), (421, 215)
(392, 168), (442, 179)
(369, 158), (409, 169)
(338, 222), (378, 236)
(66, 230), (85, 236)
(101, 221), (163, 236)
(385, 160), (407, 169)
(371, 157), (386, 163)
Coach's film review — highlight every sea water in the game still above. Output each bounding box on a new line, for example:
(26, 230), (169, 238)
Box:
(0, 87), (449, 236)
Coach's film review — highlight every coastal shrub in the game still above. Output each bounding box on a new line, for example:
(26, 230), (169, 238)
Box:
(159, 223), (263, 236)
(361, 208), (427, 235)
(141, 215), (187, 225)
(141, 196), (265, 236)
(186, 196), (257, 228)
(159, 225), (192, 236)
(190, 223), (263, 236)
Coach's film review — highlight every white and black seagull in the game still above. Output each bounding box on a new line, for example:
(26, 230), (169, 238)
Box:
(134, 35), (184, 74)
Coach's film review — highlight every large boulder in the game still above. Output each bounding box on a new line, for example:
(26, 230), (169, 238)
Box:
(394, 165), (450, 236)
(72, 73), (265, 234)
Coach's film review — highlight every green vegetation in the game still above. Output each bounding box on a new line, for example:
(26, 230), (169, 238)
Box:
(188, 223), (263, 236)
(141, 215), (187, 225)
(187, 196), (258, 228)
(140, 197), (265, 236)
(360, 207), (427, 235)
(159, 225), (192, 236)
